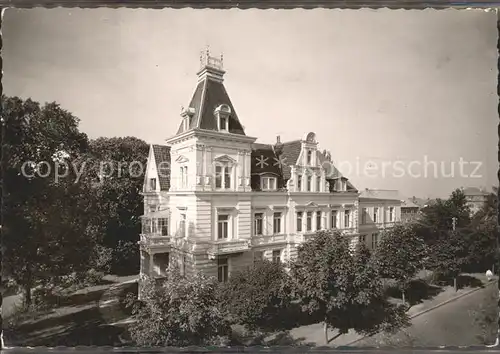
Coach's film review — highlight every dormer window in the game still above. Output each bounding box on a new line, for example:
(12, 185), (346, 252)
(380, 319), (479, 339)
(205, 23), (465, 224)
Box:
(261, 176), (277, 191)
(306, 176), (312, 192)
(149, 178), (157, 191)
(214, 104), (231, 132)
(219, 116), (228, 131)
(307, 150), (312, 165)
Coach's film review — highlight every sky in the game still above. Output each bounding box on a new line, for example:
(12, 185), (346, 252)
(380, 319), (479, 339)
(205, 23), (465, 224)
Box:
(3, 8), (498, 199)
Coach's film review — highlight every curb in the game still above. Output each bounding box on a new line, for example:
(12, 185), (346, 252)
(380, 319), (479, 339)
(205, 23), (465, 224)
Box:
(345, 279), (498, 346)
(409, 279), (498, 320)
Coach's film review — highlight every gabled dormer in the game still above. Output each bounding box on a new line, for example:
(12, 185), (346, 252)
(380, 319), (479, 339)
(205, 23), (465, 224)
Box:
(143, 144), (171, 193)
(299, 132), (320, 167)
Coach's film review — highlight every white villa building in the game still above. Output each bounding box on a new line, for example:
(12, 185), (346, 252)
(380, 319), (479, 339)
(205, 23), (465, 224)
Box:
(139, 51), (401, 282)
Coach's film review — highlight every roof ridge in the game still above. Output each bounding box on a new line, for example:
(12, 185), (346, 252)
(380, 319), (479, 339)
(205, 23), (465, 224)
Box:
(196, 77), (208, 129)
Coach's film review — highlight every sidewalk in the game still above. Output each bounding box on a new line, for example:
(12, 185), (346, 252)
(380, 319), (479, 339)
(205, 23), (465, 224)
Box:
(287, 278), (498, 347)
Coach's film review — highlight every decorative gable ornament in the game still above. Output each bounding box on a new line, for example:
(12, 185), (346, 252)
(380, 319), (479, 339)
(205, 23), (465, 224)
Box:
(214, 154), (236, 164)
(175, 155), (189, 163)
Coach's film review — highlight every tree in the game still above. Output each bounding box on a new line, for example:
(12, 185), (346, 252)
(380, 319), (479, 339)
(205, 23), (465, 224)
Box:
(2, 96), (98, 305)
(426, 229), (469, 291)
(414, 188), (474, 288)
(290, 230), (409, 344)
(127, 268), (231, 347)
(375, 223), (427, 303)
(415, 188), (471, 247)
(86, 137), (149, 275)
(220, 260), (292, 333)
(466, 187), (499, 273)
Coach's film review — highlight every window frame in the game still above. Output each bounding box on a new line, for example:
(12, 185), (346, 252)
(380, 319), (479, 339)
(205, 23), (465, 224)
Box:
(296, 211), (303, 232)
(272, 249), (282, 264)
(217, 257), (229, 282)
(306, 211), (313, 231)
(217, 214), (229, 240)
(331, 210), (338, 228)
(361, 208), (367, 224)
(149, 178), (157, 191)
(219, 116), (228, 131)
(306, 175), (312, 192)
(254, 212), (264, 236)
(344, 210), (351, 228)
(373, 208), (379, 223)
(316, 211), (322, 231)
(215, 164), (232, 189)
(261, 176), (277, 191)
(273, 212), (282, 234)
(158, 218), (169, 236)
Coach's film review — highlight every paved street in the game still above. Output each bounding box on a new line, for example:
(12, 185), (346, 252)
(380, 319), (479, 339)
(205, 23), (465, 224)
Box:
(353, 281), (498, 347)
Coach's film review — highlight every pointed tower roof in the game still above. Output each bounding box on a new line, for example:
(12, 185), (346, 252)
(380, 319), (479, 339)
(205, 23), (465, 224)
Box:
(176, 49), (246, 136)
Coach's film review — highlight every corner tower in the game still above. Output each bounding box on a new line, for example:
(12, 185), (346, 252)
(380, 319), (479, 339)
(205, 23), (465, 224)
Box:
(167, 49), (257, 193)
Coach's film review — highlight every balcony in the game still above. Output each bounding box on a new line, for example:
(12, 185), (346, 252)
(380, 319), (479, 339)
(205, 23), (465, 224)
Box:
(342, 227), (358, 235)
(252, 234), (288, 247)
(139, 234), (172, 251)
(207, 239), (251, 259)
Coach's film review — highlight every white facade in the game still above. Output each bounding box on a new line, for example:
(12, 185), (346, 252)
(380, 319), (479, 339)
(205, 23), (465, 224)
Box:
(139, 52), (401, 282)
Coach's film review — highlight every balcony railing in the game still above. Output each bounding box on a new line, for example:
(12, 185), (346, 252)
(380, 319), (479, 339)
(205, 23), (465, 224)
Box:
(207, 239), (250, 259)
(342, 227), (358, 235)
(252, 234), (288, 246)
(140, 234), (172, 247)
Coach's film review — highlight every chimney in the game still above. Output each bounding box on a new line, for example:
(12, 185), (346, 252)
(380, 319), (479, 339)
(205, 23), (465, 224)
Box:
(274, 135), (283, 156)
(197, 47), (225, 83)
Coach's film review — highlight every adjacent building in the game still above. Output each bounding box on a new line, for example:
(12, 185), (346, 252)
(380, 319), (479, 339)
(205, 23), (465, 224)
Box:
(358, 189), (402, 249)
(139, 51), (402, 283)
(463, 187), (489, 215)
(400, 197), (423, 223)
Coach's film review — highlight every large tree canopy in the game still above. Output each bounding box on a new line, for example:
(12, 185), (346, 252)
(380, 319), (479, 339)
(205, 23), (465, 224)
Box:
(2, 96), (96, 305)
(290, 230), (409, 344)
(86, 136), (149, 275)
(375, 223), (427, 303)
(128, 269), (231, 347)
